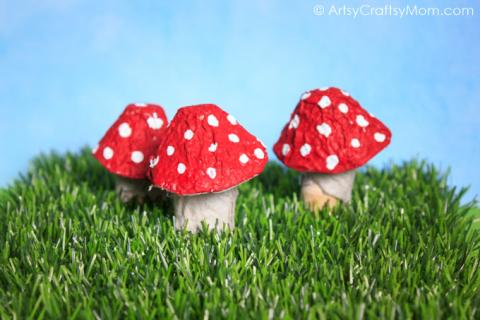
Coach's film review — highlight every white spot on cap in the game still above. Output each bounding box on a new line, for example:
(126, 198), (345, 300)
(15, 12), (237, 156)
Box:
(135, 103), (147, 107)
(131, 151), (144, 163)
(118, 122), (132, 138)
(356, 115), (369, 127)
(289, 114), (300, 129)
(341, 90), (350, 96)
(227, 114), (237, 125)
(150, 156), (159, 168)
(374, 132), (386, 142)
(282, 144), (291, 156)
(184, 129), (194, 140)
(207, 114), (219, 127)
(103, 147), (113, 160)
(228, 133), (240, 143)
(254, 148), (265, 159)
(338, 103), (349, 114)
(208, 143), (218, 152)
(206, 167), (216, 179)
(326, 155), (339, 170)
(316, 123), (332, 138)
(320, 87), (330, 91)
(318, 96), (331, 109)
(300, 144), (311, 157)
(147, 113), (164, 130)
(92, 145), (99, 154)
(166, 146), (175, 156)
(239, 154), (249, 164)
(301, 91), (311, 100)
(351, 138), (361, 148)
(177, 163), (186, 174)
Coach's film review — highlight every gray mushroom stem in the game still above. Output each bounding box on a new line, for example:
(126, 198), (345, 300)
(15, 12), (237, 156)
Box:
(115, 176), (162, 204)
(174, 187), (238, 232)
(301, 170), (356, 211)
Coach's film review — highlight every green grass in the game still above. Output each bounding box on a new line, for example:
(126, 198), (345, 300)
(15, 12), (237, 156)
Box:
(468, 208), (480, 231)
(0, 147), (479, 319)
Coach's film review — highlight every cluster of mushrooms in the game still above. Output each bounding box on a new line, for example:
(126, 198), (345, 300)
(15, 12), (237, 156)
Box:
(93, 87), (391, 233)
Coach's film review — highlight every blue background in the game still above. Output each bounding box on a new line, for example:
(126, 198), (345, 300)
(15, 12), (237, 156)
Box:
(1, 0), (479, 201)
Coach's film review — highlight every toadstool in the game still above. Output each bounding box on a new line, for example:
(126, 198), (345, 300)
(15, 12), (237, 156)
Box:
(93, 103), (168, 203)
(273, 87), (391, 211)
(149, 104), (268, 232)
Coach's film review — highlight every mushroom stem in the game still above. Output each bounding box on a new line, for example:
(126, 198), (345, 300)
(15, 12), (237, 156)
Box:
(301, 170), (356, 211)
(115, 176), (162, 204)
(174, 187), (238, 233)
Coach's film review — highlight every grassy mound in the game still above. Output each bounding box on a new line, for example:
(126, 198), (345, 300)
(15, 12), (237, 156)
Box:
(0, 148), (479, 319)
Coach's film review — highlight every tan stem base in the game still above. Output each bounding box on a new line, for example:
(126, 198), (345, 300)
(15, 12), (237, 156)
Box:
(301, 182), (338, 211)
(115, 176), (162, 204)
(174, 188), (238, 233)
(300, 171), (356, 212)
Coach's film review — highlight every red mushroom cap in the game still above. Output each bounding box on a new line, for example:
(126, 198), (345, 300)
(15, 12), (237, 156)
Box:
(273, 87), (391, 174)
(149, 104), (268, 195)
(93, 103), (168, 179)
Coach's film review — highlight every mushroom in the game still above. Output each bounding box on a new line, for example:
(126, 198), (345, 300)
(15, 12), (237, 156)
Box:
(93, 103), (168, 203)
(149, 104), (268, 232)
(273, 87), (391, 211)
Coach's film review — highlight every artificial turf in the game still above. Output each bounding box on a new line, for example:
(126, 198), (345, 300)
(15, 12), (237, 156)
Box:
(0, 148), (479, 319)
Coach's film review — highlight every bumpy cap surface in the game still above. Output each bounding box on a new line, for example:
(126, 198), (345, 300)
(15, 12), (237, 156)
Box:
(93, 103), (168, 179)
(273, 87), (391, 173)
(149, 104), (268, 195)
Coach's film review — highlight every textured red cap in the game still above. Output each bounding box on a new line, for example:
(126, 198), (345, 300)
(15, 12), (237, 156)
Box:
(273, 87), (391, 174)
(149, 104), (268, 195)
(93, 103), (168, 179)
